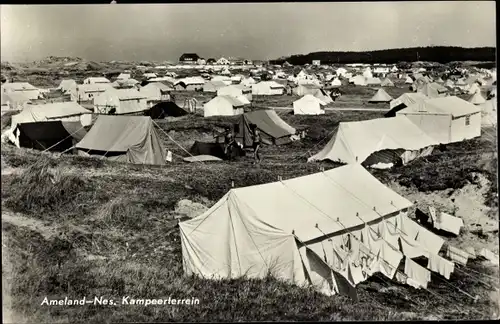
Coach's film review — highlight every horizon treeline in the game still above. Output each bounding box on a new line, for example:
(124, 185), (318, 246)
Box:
(270, 46), (496, 65)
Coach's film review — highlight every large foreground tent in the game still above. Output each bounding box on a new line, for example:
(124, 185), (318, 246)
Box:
(225, 110), (297, 147)
(396, 96), (481, 144)
(308, 116), (437, 168)
(75, 115), (167, 165)
(8, 102), (90, 151)
(180, 163), (449, 298)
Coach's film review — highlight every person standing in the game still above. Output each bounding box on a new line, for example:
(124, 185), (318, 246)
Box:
(224, 126), (235, 161)
(251, 124), (262, 164)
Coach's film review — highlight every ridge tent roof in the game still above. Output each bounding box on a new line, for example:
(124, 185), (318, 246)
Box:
(399, 96), (481, 118)
(308, 115), (437, 164)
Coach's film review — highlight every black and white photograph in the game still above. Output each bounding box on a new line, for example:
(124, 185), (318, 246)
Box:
(1, 1), (498, 322)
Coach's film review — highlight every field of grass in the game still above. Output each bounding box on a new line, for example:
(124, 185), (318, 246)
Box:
(2, 101), (499, 322)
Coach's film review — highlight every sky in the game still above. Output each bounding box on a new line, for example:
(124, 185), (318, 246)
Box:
(0, 2), (496, 63)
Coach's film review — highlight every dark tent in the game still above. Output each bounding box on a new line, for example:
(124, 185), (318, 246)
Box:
(189, 141), (245, 160)
(218, 110), (296, 148)
(17, 121), (87, 152)
(144, 101), (189, 119)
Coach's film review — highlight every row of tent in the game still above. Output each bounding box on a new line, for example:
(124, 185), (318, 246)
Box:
(308, 95), (495, 168)
(3, 99), (300, 165)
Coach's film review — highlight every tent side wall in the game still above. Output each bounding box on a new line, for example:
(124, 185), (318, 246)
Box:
(179, 192), (308, 285)
(204, 99), (242, 117)
(125, 122), (167, 165)
(293, 101), (323, 115)
(450, 112), (482, 143)
(16, 121), (80, 152)
(397, 112), (452, 144)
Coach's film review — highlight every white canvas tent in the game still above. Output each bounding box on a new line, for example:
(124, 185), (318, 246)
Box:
(467, 83), (481, 95)
(468, 91), (486, 105)
(293, 94), (326, 115)
(331, 78), (342, 87)
(404, 76), (414, 84)
(252, 81), (285, 95)
(389, 93), (428, 110)
(180, 163), (447, 298)
(397, 96), (481, 144)
(368, 89), (393, 103)
(94, 88), (148, 114)
(381, 78), (395, 87)
(218, 85), (252, 102)
(203, 95), (248, 117)
(366, 77), (382, 86)
(479, 98), (497, 126)
(308, 116), (437, 167)
(349, 75), (367, 86)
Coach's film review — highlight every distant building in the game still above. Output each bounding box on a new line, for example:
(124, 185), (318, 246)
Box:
(207, 58), (216, 64)
(312, 60), (321, 66)
(217, 57), (230, 65)
(229, 57), (246, 65)
(244, 59), (253, 65)
(179, 53), (201, 64)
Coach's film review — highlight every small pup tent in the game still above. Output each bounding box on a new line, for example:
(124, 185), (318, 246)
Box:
(308, 116), (437, 168)
(381, 78), (395, 87)
(75, 115), (167, 165)
(368, 89), (393, 103)
(396, 96), (481, 144)
(144, 101), (188, 119)
(227, 110), (296, 147)
(293, 94), (326, 115)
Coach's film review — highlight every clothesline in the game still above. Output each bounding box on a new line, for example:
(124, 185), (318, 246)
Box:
(321, 169), (497, 291)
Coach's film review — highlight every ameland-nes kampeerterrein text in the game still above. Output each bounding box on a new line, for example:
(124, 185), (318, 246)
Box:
(40, 296), (200, 306)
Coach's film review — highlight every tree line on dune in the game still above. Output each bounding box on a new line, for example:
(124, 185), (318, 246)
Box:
(270, 46), (496, 65)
